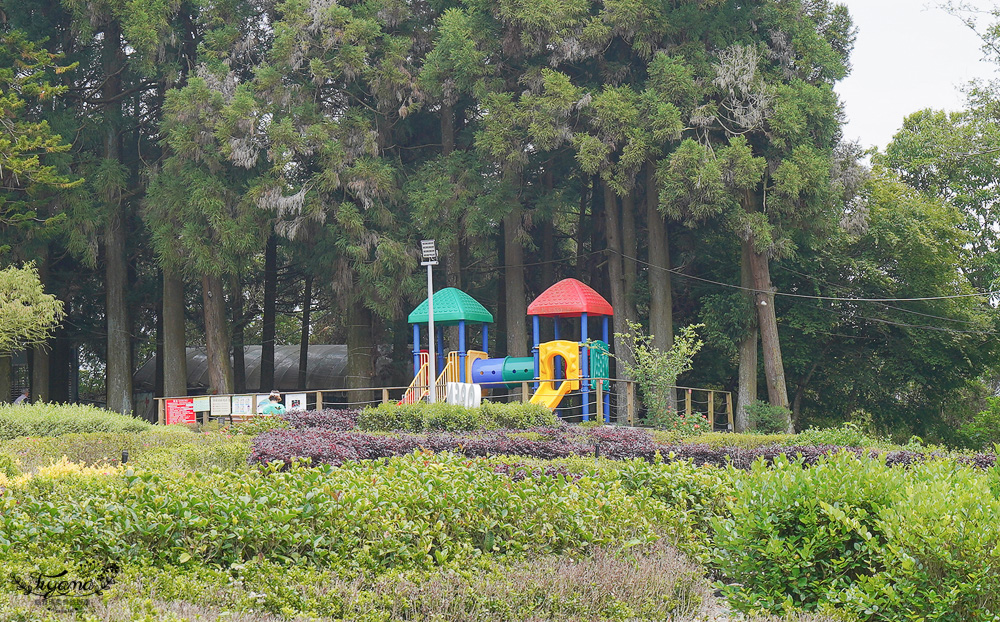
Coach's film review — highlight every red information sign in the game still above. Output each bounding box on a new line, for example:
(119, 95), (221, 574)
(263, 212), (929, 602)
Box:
(165, 398), (196, 425)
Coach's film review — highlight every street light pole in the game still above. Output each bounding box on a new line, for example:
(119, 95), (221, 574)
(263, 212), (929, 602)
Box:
(421, 240), (439, 403)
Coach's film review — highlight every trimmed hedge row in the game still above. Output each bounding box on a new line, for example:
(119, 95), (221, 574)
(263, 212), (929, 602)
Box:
(249, 424), (996, 469)
(0, 403), (150, 440)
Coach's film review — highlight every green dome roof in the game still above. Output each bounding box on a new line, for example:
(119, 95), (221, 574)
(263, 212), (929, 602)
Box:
(408, 288), (494, 325)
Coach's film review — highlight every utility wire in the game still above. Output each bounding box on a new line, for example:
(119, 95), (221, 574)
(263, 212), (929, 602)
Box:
(617, 249), (1000, 303)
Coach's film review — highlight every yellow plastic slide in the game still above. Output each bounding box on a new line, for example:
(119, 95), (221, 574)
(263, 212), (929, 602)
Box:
(530, 380), (574, 409)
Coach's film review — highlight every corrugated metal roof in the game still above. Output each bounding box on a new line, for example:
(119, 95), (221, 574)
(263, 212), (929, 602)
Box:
(133, 345), (348, 393)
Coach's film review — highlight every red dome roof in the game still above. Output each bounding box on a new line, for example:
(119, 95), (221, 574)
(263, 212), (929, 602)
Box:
(527, 278), (613, 318)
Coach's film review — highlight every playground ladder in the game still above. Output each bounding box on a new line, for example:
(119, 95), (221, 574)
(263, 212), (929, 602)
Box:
(434, 352), (461, 401)
(399, 352), (430, 405)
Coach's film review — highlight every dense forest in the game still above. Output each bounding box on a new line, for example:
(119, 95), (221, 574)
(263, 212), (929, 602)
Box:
(1, 0), (998, 440)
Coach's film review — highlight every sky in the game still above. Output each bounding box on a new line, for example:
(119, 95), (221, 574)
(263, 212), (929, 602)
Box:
(835, 0), (997, 151)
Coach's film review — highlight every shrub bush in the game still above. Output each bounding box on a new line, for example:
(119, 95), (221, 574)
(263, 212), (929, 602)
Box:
(357, 401), (557, 433)
(712, 452), (907, 614)
(0, 453), (668, 572)
(0, 402), (150, 440)
(0, 426), (237, 473)
(282, 408), (359, 430)
(959, 396), (1000, 451)
(745, 400), (791, 434)
(791, 422), (883, 449)
(828, 460), (1000, 621)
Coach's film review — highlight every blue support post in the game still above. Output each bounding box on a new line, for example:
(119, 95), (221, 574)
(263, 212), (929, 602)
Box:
(436, 327), (445, 375)
(412, 324), (421, 376)
(482, 324), (489, 352)
(532, 315), (540, 390)
(581, 312), (589, 422)
(458, 320), (467, 381)
(602, 316), (610, 421)
(553, 319), (560, 340)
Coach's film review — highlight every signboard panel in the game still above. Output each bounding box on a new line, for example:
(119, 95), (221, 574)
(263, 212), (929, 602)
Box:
(165, 398), (196, 425)
(256, 394), (272, 414)
(210, 396), (232, 418)
(232, 395), (254, 415)
(285, 393), (307, 411)
(192, 396), (210, 412)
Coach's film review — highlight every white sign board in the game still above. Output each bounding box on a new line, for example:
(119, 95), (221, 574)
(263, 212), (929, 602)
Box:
(232, 395), (254, 415)
(285, 393), (307, 411)
(210, 396), (232, 417)
(192, 396), (211, 412)
(446, 382), (482, 408)
(256, 394), (272, 414)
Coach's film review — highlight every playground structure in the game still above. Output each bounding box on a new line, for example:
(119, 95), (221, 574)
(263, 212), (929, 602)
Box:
(401, 278), (615, 420)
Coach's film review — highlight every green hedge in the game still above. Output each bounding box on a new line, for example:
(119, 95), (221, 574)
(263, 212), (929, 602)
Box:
(0, 403), (150, 441)
(357, 400), (558, 432)
(0, 427), (246, 473)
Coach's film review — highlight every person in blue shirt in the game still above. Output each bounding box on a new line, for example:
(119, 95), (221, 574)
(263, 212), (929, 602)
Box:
(261, 391), (286, 415)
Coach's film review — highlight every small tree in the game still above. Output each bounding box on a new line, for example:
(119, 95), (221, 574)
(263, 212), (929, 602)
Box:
(0, 263), (64, 353)
(615, 321), (704, 430)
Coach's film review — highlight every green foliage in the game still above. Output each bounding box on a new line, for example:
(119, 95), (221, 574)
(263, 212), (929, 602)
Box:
(829, 461), (1000, 621)
(227, 416), (290, 437)
(959, 396), (1000, 451)
(0, 264), (65, 354)
(792, 423), (883, 449)
(358, 400), (557, 432)
(0, 453), (668, 571)
(746, 400), (793, 434)
(0, 452), (18, 478)
(0, 403), (150, 441)
(687, 432), (795, 449)
(614, 321), (704, 432)
(0, 427), (231, 472)
(713, 453), (905, 614)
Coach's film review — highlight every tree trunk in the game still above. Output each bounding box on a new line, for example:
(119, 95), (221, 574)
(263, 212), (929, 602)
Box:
(748, 245), (791, 430)
(736, 240), (758, 432)
(346, 297), (373, 403)
(0, 356), (10, 402)
(49, 330), (71, 402)
(155, 283), (164, 398)
(576, 177), (589, 280)
(260, 234), (277, 390)
(202, 273), (234, 395)
(32, 344), (49, 403)
(32, 252), (50, 403)
(603, 179), (633, 418)
(645, 164), (675, 411)
(103, 21), (132, 415)
(503, 203), (528, 358)
(621, 191), (638, 299)
(231, 275), (246, 393)
(792, 356), (822, 429)
(441, 102), (455, 156)
(162, 270), (188, 396)
(298, 274), (312, 390)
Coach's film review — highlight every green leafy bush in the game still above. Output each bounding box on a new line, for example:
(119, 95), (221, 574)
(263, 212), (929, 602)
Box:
(829, 460), (1000, 621)
(959, 396), (1000, 451)
(791, 422), (883, 449)
(227, 415), (290, 436)
(0, 426), (231, 472)
(0, 452), (669, 571)
(685, 432), (794, 449)
(130, 437), (252, 471)
(0, 402), (150, 440)
(0, 452), (17, 478)
(713, 452), (905, 613)
(358, 400), (557, 433)
(745, 400), (791, 434)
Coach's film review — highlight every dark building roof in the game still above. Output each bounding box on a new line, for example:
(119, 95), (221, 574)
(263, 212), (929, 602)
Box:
(134, 345), (348, 394)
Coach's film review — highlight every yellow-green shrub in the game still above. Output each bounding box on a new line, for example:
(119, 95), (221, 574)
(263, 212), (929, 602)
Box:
(0, 402), (150, 440)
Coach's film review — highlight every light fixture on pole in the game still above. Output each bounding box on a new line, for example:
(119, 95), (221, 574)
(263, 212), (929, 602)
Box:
(420, 240), (439, 403)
